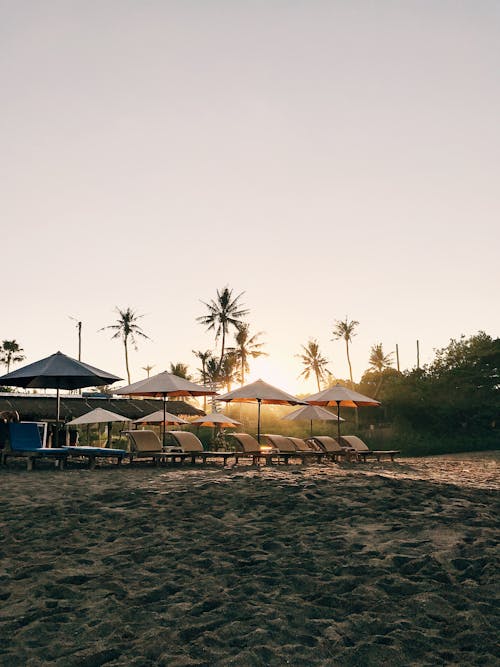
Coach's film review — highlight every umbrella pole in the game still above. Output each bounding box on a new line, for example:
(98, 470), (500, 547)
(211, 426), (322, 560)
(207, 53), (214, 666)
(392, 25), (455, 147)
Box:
(257, 399), (261, 443)
(55, 387), (60, 448)
(310, 419), (313, 438)
(162, 394), (167, 446)
(336, 401), (341, 443)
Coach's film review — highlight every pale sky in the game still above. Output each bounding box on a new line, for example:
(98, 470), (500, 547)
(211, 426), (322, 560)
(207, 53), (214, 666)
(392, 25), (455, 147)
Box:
(1, 1), (499, 395)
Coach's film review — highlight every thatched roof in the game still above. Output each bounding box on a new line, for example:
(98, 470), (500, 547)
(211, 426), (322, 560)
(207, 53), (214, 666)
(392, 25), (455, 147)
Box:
(0, 394), (204, 423)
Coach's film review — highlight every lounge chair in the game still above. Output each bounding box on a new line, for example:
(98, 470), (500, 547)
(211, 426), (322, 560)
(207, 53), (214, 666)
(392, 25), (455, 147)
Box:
(123, 430), (188, 465)
(63, 443), (128, 468)
(262, 434), (326, 464)
(2, 422), (68, 471)
(306, 435), (354, 462)
(228, 433), (276, 465)
(287, 437), (330, 462)
(339, 435), (400, 462)
(168, 431), (235, 466)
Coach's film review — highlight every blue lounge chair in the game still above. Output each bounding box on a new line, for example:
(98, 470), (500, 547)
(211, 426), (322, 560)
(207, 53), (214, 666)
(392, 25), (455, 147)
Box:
(2, 422), (68, 471)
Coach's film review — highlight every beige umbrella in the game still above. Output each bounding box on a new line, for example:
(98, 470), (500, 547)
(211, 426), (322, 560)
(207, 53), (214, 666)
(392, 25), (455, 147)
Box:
(67, 407), (129, 446)
(67, 408), (129, 425)
(282, 404), (344, 438)
(116, 371), (216, 444)
(189, 412), (241, 428)
(218, 379), (306, 443)
(133, 410), (189, 425)
(305, 383), (380, 442)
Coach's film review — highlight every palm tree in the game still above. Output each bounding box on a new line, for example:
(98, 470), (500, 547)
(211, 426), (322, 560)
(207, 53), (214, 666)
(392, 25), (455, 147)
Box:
(205, 355), (222, 410)
(296, 339), (330, 392)
(192, 349), (212, 411)
(332, 317), (359, 388)
(232, 324), (267, 386)
(169, 362), (192, 380)
(218, 351), (240, 392)
(142, 364), (155, 378)
(197, 286), (249, 369)
(368, 343), (394, 373)
(368, 343), (394, 397)
(0, 340), (25, 373)
(100, 307), (150, 384)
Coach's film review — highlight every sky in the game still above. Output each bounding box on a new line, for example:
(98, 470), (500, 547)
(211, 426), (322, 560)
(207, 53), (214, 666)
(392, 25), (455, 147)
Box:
(1, 0), (499, 395)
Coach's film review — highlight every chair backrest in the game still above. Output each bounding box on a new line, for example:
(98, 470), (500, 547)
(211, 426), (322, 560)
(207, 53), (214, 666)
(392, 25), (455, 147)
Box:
(9, 422), (43, 451)
(288, 437), (315, 452)
(340, 435), (370, 452)
(123, 430), (162, 453)
(230, 433), (262, 453)
(262, 434), (295, 452)
(169, 431), (204, 452)
(309, 435), (343, 453)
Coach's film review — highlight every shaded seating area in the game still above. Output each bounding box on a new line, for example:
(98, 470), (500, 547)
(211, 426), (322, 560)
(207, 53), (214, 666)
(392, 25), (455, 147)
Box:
(63, 443), (127, 468)
(2, 422), (68, 471)
(339, 435), (400, 462)
(287, 436), (330, 462)
(262, 434), (327, 464)
(306, 435), (354, 461)
(168, 431), (235, 467)
(228, 433), (275, 465)
(123, 429), (192, 465)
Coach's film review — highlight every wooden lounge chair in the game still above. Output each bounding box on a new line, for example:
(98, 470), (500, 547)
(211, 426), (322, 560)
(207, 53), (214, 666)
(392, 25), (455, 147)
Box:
(306, 435), (354, 462)
(123, 430), (189, 465)
(339, 435), (400, 462)
(2, 422), (68, 471)
(287, 437), (330, 463)
(262, 434), (326, 464)
(228, 433), (276, 465)
(168, 431), (235, 467)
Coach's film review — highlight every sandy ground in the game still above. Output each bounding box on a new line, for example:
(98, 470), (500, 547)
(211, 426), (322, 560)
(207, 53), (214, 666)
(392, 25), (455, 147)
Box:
(0, 452), (498, 666)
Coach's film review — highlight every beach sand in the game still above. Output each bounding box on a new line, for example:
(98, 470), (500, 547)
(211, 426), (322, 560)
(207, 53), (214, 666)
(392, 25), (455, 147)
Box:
(0, 453), (498, 666)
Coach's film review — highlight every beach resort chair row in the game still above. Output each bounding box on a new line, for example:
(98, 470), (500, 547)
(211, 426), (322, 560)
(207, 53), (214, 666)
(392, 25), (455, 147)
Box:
(0, 423), (399, 471)
(1, 422), (127, 471)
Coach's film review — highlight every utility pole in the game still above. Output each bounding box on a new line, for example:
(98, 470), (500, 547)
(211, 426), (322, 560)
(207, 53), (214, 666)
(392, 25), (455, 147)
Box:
(69, 316), (82, 361)
(395, 344), (400, 372)
(416, 340), (420, 370)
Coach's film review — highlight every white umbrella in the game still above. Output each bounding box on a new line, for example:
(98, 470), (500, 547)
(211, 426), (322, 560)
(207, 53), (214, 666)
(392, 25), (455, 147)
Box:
(218, 379), (306, 442)
(282, 404), (344, 437)
(67, 408), (129, 425)
(305, 384), (380, 442)
(66, 407), (129, 447)
(189, 412), (241, 428)
(133, 410), (189, 425)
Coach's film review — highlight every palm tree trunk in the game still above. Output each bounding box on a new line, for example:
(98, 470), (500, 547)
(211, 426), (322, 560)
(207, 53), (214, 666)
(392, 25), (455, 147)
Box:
(219, 328), (226, 370)
(315, 369), (321, 392)
(124, 338), (131, 384)
(345, 340), (354, 388)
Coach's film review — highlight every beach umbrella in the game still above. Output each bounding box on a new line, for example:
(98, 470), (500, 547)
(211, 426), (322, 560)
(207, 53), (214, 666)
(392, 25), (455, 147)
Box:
(218, 379), (306, 443)
(305, 384), (380, 443)
(282, 404), (344, 437)
(67, 407), (130, 447)
(0, 351), (122, 426)
(133, 410), (189, 425)
(189, 412), (241, 428)
(115, 371), (216, 444)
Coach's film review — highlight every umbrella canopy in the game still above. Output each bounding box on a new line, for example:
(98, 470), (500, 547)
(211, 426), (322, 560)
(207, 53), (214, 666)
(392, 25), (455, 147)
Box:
(0, 351), (122, 423)
(133, 410), (189, 425)
(116, 371), (216, 443)
(218, 379), (306, 442)
(189, 412), (241, 428)
(282, 404), (344, 437)
(305, 383), (380, 441)
(67, 408), (129, 425)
